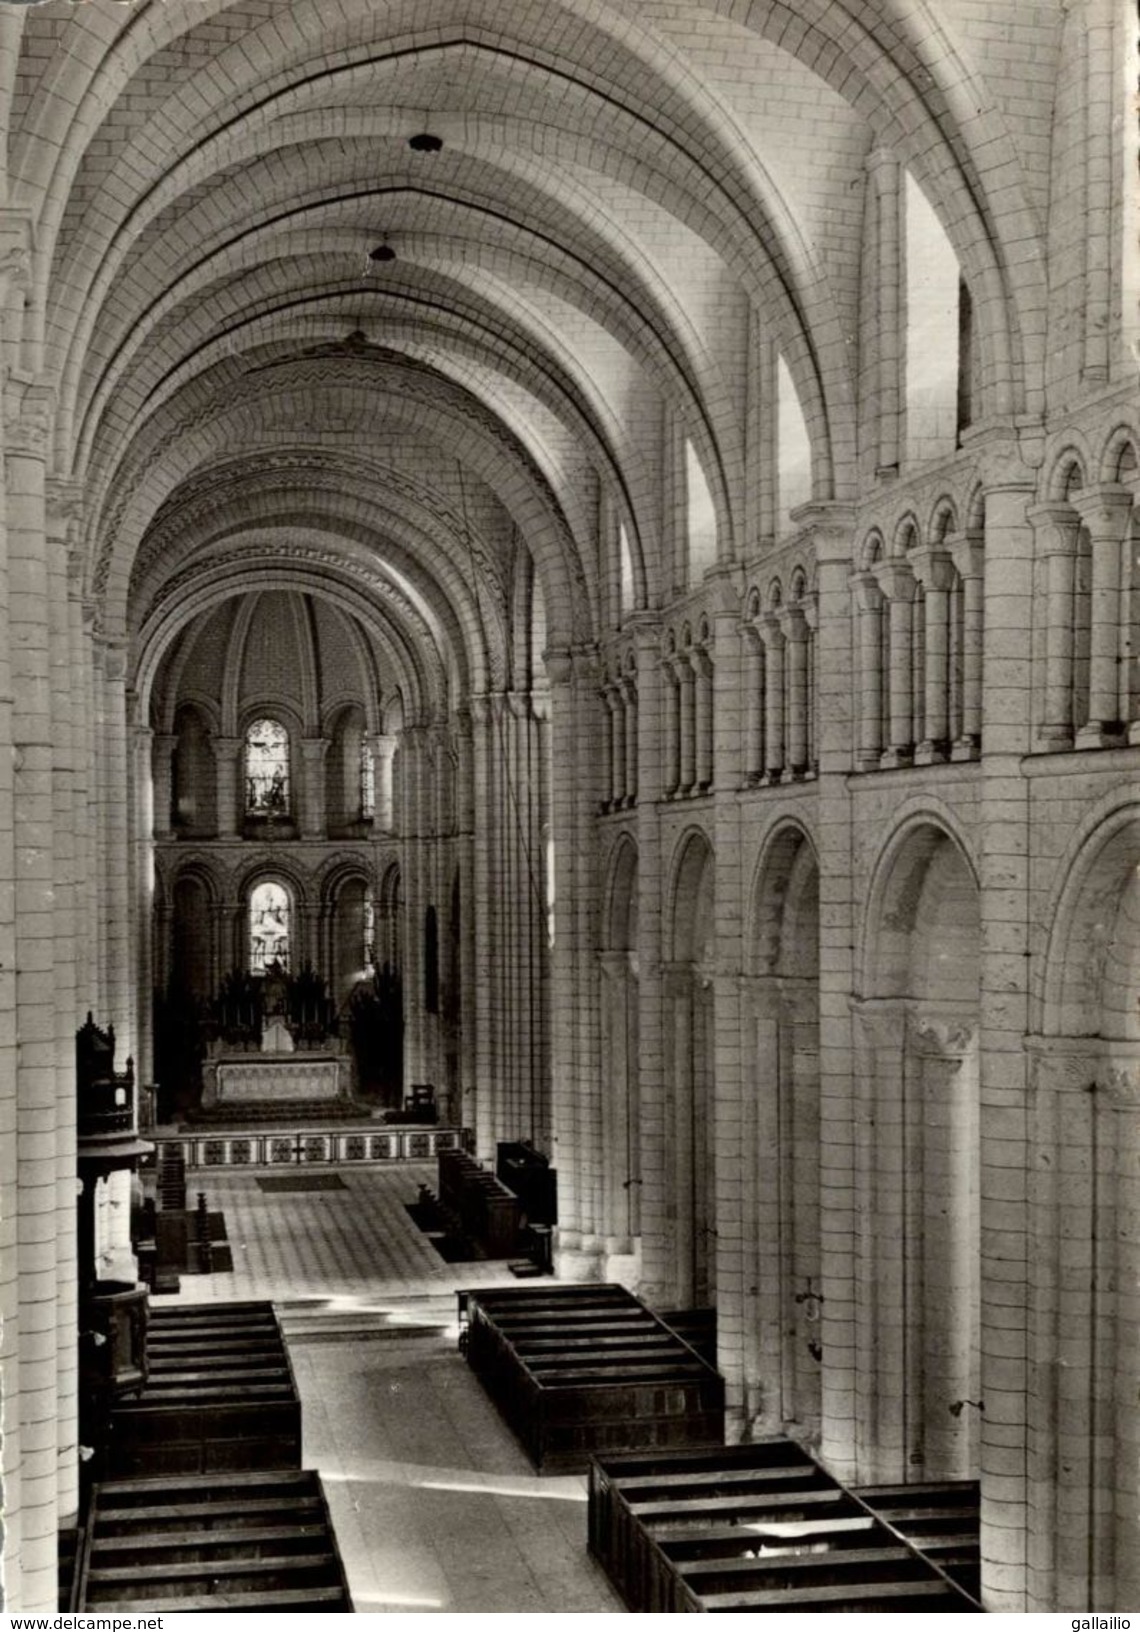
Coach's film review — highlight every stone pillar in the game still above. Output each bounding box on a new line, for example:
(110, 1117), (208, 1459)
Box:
(803, 505), (859, 1483)
(151, 733), (177, 837)
(8, 377), (60, 1607)
(977, 462), (1036, 1610)
(599, 684), (614, 805)
(1029, 505), (1080, 747)
(759, 615), (785, 779)
(876, 562), (915, 764)
(661, 656), (680, 795)
(598, 950), (638, 1250)
(781, 606), (810, 775)
(397, 724), (429, 1094)
(211, 735), (243, 837)
(629, 615), (664, 1299)
(608, 684), (626, 806)
(1025, 1041), (1125, 1611)
(300, 736), (330, 839)
(1073, 486), (1134, 747)
(622, 675), (638, 804)
(693, 648), (713, 790)
(371, 733), (396, 830)
(865, 146), (903, 476)
(913, 547), (954, 762)
(742, 624), (765, 783)
(0, 229), (24, 1608)
(45, 477), (82, 1530)
(803, 591), (820, 770)
(131, 724), (155, 1087)
(852, 572), (883, 770)
(950, 534), (985, 758)
(675, 654), (696, 792)
(453, 710), (477, 1132)
(545, 648), (605, 1280)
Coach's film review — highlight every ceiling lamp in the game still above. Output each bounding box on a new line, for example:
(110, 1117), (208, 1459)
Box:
(408, 132), (443, 152)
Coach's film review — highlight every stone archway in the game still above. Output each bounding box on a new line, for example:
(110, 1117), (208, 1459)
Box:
(600, 837), (641, 1263)
(856, 820), (981, 1483)
(747, 824), (821, 1443)
(1029, 809), (1140, 1610)
(666, 831), (716, 1309)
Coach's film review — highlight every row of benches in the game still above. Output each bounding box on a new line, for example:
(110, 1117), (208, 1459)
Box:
(438, 1148), (524, 1257)
(73, 1301), (351, 1613)
(463, 1283), (724, 1472)
(461, 1284), (982, 1612)
(588, 1439), (982, 1613)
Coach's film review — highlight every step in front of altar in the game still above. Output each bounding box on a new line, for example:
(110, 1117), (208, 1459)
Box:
(157, 1124), (467, 1171)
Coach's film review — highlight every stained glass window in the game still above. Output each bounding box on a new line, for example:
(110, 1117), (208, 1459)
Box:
(361, 741), (375, 819)
(363, 895), (375, 972)
(245, 718), (290, 815)
(250, 880), (290, 972)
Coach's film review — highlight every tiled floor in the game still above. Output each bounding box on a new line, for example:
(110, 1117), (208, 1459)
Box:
(156, 1165), (622, 1614)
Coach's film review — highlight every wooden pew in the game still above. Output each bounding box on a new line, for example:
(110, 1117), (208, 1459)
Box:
(464, 1284), (724, 1473)
(853, 1479), (981, 1601)
(438, 1149), (523, 1257)
(76, 1468), (351, 1612)
(589, 1440), (983, 1613)
(107, 1301), (301, 1478)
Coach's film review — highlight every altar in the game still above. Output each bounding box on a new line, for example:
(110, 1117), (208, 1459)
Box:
(198, 961), (353, 1113)
(213, 1054), (344, 1104)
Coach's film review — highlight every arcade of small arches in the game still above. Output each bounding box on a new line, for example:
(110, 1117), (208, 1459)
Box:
(1, 0), (1139, 1617)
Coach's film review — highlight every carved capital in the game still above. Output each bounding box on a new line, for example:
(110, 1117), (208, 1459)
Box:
(1099, 1065), (1140, 1107)
(5, 381), (55, 459)
(543, 646), (574, 686)
(1070, 483), (1135, 543)
(96, 639), (128, 683)
(850, 570), (884, 613)
(46, 477), (85, 530)
(907, 1011), (978, 1058)
(0, 207), (34, 298)
(909, 545), (957, 594)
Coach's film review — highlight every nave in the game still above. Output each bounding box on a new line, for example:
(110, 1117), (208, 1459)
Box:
(1, 0), (1137, 1613)
(149, 1166), (620, 1616)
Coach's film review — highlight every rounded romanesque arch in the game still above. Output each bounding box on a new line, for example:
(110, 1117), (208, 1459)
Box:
(745, 819), (822, 1443)
(600, 834), (642, 1250)
(664, 829), (716, 1308)
(1030, 804), (1140, 1609)
(855, 816), (981, 1485)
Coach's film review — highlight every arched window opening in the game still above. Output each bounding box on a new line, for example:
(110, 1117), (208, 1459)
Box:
(245, 718), (290, 816)
(619, 522), (635, 615)
(905, 172), (961, 467)
(364, 894), (376, 971)
(173, 705), (215, 834)
(956, 280), (974, 442)
(912, 581), (927, 747)
(545, 830), (556, 949)
(361, 740), (375, 819)
(685, 440), (718, 584)
(249, 880), (291, 973)
(948, 569), (966, 742)
(777, 357), (813, 532)
(1072, 527), (1093, 731)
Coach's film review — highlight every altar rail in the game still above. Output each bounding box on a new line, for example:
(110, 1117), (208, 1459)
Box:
(154, 1125), (466, 1171)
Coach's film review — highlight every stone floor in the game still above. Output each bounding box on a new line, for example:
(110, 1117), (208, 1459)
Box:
(156, 1165), (622, 1614)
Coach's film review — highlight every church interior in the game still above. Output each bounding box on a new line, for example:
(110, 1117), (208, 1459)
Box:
(1, 0), (1138, 1614)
